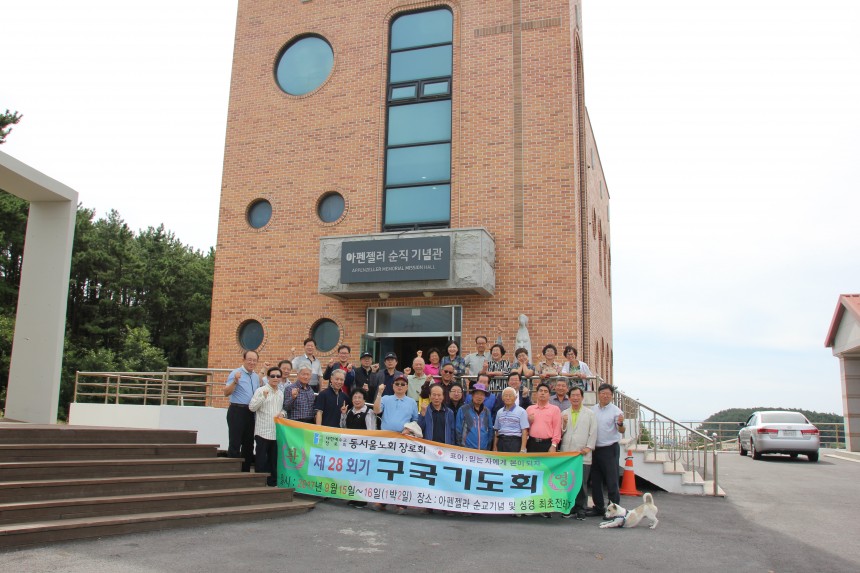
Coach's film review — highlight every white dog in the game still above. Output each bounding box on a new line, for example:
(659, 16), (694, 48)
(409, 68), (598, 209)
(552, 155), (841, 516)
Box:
(598, 493), (659, 529)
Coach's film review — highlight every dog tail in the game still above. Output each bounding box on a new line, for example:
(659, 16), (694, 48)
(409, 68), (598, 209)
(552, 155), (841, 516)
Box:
(643, 492), (653, 504)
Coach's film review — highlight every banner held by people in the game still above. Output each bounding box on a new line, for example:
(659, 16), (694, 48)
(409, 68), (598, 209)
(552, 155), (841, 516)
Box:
(275, 418), (582, 515)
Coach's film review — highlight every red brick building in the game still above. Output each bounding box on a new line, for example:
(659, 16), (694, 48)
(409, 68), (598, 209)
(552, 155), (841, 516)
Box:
(209, 0), (613, 386)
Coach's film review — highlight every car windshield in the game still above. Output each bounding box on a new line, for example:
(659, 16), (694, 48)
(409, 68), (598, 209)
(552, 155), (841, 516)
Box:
(760, 412), (807, 424)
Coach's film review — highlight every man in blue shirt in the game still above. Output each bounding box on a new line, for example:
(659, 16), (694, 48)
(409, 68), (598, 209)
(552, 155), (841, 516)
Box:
(223, 350), (261, 472)
(587, 383), (626, 517)
(370, 374), (419, 514)
(373, 374), (418, 432)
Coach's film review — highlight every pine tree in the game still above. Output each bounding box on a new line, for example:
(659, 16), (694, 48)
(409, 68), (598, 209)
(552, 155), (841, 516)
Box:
(0, 110), (23, 144)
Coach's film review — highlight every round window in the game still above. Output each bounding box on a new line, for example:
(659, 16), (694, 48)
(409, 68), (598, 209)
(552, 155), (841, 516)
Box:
(276, 36), (334, 96)
(247, 200), (272, 229)
(318, 192), (345, 223)
(238, 320), (264, 351)
(311, 319), (340, 353)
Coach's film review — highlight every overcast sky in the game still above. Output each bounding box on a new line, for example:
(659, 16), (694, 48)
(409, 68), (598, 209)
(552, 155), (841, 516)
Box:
(2, 1), (858, 420)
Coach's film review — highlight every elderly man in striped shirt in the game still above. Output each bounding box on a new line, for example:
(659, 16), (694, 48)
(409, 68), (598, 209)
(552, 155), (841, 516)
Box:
(248, 366), (286, 486)
(493, 387), (530, 453)
(283, 366), (317, 424)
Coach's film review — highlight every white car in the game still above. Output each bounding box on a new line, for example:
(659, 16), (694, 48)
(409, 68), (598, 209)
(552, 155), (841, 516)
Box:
(738, 411), (820, 462)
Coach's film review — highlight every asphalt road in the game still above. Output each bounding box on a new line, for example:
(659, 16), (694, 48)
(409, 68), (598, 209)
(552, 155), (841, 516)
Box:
(4, 448), (860, 573)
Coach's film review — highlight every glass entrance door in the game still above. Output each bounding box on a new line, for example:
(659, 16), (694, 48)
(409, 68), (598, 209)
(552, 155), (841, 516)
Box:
(365, 306), (461, 365)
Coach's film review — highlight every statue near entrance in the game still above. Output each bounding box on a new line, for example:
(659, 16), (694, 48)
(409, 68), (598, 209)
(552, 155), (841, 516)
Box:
(515, 314), (532, 359)
(495, 314), (532, 359)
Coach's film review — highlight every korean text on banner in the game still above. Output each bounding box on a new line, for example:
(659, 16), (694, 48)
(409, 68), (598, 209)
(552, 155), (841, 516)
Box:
(275, 418), (582, 515)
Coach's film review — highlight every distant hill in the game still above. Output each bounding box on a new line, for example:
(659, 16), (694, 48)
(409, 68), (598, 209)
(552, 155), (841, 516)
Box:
(703, 408), (843, 425)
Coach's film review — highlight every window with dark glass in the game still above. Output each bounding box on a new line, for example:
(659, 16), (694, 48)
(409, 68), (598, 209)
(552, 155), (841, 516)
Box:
(383, 8), (453, 231)
(238, 320), (264, 351)
(247, 199), (272, 229)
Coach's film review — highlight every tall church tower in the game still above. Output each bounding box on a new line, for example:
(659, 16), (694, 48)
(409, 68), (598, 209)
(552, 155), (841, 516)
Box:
(209, 0), (613, 389)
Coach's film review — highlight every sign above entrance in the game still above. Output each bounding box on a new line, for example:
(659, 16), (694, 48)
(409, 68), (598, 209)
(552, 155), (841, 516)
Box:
(340, 236), (451, 283)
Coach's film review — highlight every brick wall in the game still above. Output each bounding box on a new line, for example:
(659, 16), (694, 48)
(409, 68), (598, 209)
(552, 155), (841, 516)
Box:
(209, 0), (612, 388)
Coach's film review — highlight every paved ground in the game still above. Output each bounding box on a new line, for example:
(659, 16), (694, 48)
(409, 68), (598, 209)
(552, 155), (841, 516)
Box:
(4, 448), (860, 572)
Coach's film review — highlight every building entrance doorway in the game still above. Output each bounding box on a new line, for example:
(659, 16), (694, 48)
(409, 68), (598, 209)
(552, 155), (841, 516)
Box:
(362, 306), (462, 368)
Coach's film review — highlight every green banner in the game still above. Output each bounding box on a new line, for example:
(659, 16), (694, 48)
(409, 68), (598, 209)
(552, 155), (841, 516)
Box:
(275, 418), (582, 515)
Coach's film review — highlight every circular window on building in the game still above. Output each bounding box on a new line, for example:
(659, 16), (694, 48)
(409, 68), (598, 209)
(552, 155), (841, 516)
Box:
(311, 319), (340, 352)
(276, 36), (334, 96)
(317, 192), (345, 223)
(238, 320), (265, 351)
(247, 199), (272, 229)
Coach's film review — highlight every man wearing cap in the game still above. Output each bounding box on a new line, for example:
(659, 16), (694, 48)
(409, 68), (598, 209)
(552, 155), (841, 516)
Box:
(371, 375), (417, 514)
(373, 374), (419, 433)
(455, 382), (494, 450)
(353, 351), (378, 402)
(372, 352), (403, 397)
(465, 373), (497, 412)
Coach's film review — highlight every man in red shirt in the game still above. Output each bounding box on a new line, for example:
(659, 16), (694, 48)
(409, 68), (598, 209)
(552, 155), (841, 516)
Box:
(526, 383), (562, 453)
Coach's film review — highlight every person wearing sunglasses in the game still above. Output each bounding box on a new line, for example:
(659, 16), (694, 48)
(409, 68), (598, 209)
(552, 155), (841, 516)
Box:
(373, 374), (419, 433)
(371, 374), (419, 513)
(248, 366), (285, 486)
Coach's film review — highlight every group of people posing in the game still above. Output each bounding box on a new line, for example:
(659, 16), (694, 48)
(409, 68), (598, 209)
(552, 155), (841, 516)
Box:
(224, 336), (625, 519)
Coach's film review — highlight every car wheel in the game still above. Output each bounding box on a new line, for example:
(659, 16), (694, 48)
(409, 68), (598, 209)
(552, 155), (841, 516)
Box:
(739, 438), (748, 456)
(789, 453), (798, 459)
(808, 452), (819, 462)
(751, 440), (762, 460)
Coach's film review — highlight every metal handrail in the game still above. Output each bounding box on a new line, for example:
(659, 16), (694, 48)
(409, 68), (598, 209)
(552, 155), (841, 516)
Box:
(73, 369), (602, 405)
(612, 390), (720, 495)
(682, 421), (847, 450)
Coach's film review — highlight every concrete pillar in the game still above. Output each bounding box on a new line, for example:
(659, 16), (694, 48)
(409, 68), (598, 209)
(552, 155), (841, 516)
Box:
(841, 355), (860, 452)
(1, 151), (77, 424)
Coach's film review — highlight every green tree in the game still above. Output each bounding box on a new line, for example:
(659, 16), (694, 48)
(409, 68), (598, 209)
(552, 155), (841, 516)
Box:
(0, 110), (22, 144)
(0, 190), (214, 419)
(117, 326), (168, 372)
(136, 225), (212, 367)
(0, 192), (28, 308)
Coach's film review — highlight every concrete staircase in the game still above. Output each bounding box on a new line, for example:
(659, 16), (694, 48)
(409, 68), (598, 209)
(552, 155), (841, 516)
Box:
(0, 424), (315, 548)
(623, 441), (726, 496)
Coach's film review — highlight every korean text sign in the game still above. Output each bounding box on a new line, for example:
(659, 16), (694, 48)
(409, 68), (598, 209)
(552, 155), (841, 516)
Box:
(275, 418), (582, 514)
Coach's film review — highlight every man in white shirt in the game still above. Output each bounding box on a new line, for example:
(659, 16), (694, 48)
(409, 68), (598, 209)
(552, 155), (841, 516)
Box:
(248, 366), (285, 486)
(292, 338), (323, 391)
(405, 356), (430, 402)
(587, 383), (625, 517)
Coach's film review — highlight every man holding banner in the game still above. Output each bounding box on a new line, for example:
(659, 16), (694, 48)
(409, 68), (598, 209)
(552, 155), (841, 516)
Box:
(418, 385), (456, 445)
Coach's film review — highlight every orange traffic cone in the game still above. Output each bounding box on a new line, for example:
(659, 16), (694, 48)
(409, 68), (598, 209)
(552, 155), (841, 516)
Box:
(619, 449), (643, 496)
